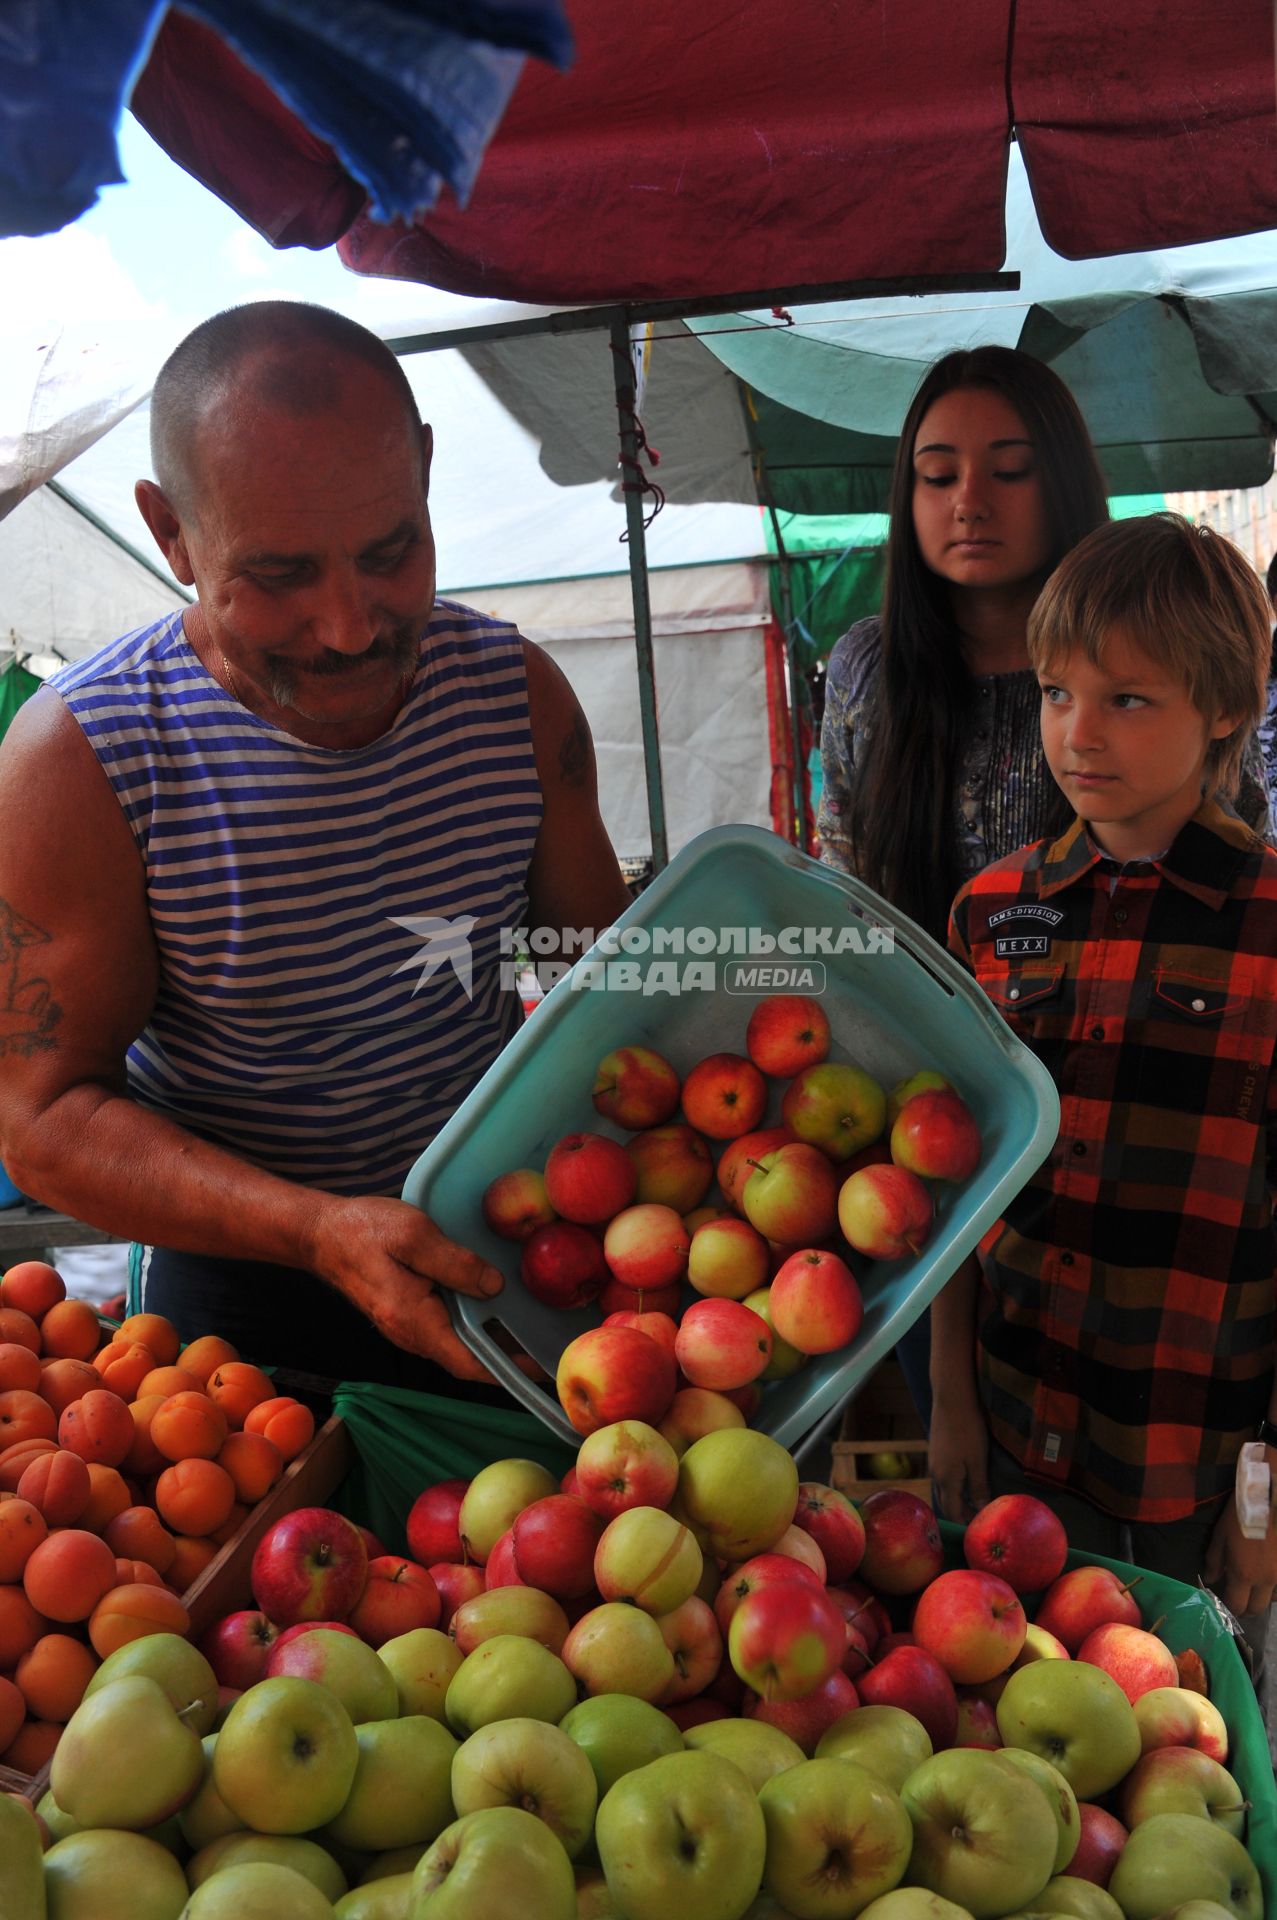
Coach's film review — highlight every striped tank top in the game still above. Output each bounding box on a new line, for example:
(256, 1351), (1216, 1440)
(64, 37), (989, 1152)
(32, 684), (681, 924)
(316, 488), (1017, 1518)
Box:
(52, 601), (542, 1195)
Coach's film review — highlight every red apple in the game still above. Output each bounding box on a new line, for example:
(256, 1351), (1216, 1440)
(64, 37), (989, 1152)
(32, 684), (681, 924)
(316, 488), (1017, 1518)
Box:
(1069, 1802), (1128, 1887)
(347, 1556), (441, 1646)
(250, 1506), (369, 1627)
(1033, 1564), (1142, 1654)
(962, 1492), (1068, 1594)
(602, 1309), (679, 1362)
(544, 1131), (637, 1224)
(429, 1560), (486, 1626)
(1134, 1684), (1229, 1763)
(657, 1386), (746, 1457)
(603, 1204), (691, 1290)
(681, 1053), (768, 1140)
(714, 1552), (824, 1637)
(482, 1527), (525, 1589)
(780, 1062), (886, 1162)
(745, 1667), (860, 1755)
(953, 1688), (1002, 1748)
(520, 1219), (608, 1309)
(728, 1580), (846, 1701)
(910, 1567), (1027, 1684)
(657, 1595), (724, 1704)
(666, 1698), (731, 1730)
(512, 1494), (604, 1599)
(856, 1644), (959, 1750)
(687, 1216), (772, 1301)
(771, 1521), (827, 1583)
(575, 1418), (681, 1518)
(481, 1168), (557, 1241)
(556, 1325), (677, 1436)
(271, 1618), (361, 1653)
(674, 1297), (772, 1391)
(837, 1162), (934, 1259)
(597, 1274), (682, 1317)
(890, 1088), (982, 1182)
(794, 1483), (866, 1584)
(826, 1581), (890, 1657)
(857, 1489), (944, 1595)
(745, 994), (831, 1078)
(740, 1143), (839, 1245)
(406, 1477), (470, 1567)
(592, 1045), (681, 1130)
(769, 1248), (863, 1354)
(717, 1127), (794, 1212)
(626, 1124), (714, 1212)
(198, 1609), (280, 1690)
(1075, 1621), (1178, 1704)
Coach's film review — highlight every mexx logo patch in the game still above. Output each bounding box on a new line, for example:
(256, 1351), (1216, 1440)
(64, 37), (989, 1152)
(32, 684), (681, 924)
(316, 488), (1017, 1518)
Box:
(995, 935), (1050, 957)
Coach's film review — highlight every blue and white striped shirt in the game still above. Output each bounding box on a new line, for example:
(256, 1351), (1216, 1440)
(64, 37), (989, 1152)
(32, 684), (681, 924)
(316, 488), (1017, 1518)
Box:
(53, 601), (541, 1194)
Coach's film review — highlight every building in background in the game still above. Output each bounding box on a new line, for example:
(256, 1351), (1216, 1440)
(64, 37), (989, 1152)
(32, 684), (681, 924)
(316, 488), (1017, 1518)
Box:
(1168, 478), (1277, 577)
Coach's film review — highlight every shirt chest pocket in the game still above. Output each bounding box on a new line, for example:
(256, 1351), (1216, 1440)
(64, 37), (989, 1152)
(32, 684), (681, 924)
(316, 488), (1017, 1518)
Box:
(973, 962), (1066, 1038)
(1150, 968), (1247, 1024)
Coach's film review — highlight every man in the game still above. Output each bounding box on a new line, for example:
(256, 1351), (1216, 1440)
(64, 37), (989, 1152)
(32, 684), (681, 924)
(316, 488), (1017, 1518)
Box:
(0, 302), (632, 1387)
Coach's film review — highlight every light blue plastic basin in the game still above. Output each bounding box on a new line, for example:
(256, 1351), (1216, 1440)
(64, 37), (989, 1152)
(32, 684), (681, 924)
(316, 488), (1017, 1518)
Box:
(402, 825), (1060, 1453)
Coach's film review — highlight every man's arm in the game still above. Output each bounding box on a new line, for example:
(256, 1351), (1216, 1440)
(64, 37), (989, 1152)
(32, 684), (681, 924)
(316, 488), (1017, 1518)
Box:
(0, 689), (501, 1379)
(521, 639), (632, 947)
(928, 1251), (991, 1519)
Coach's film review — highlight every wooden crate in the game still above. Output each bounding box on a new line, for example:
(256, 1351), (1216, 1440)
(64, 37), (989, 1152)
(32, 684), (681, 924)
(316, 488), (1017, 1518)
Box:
(830, 1356), (930, 1503)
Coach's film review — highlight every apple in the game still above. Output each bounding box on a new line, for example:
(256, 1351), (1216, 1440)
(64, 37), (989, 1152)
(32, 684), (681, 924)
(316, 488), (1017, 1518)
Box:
(457, 1456), (562, 1564)
(594, 1749), (767, 1920)
(740, 1143), (839, 1244)
(657, 1592), (725, 1701)
(593, 1045), (681, 1130)
(574, 1418), (680, 1517)
(322, 1713), (458, 1855)
(559, 1691), (684, 1798)
(510, 1494), (604, 1599)
(1025, 1877), (1127, 1919)
(556, 1325), (677, 1436)
(603, 1204), (691, 1290)
(953, 1689), (1001, 1748)
(911, 1568), (1027, 1683)
(1069, 1802), (1128, 1887)
(793, 1483), (865, 1583)
(562, 1600), (677, 1702)
(1134, 1684), (1229, 1763)
(771, 1521), (828, 1581)
(84, 1629), (219, 1735)
(598, 1273), (683, 1316)
(856, 1647), (958, 1752)
(378, 1626), (463, 1720)
(741, 1285), (808, 1380)
(852, 1895), (975, 1919)
(885, 1070), (954, 1130)
(543, 1131), (638, 1225)
(815, 1703), (933, 1793)
(688, 1215), (772, 1300)
(681, 1052), (768, 1140)
(901, 1747), (1060, 1917)
(1013, 1621), (1072, 1668)
(179, 1732), (247, 1851)
(481, 1168), (557, 1241)
(594, 1504), (703, 1614)
(430, 1561), (486, 1626)
(657, 1385), (746, 1456)
(53, 1673), (205, 1829)
(675, 1296), (773, 1390)
(411, 1805), (576, 1918)
(837, 1164), (933, 1258)
(406, 1477), (469, 1566)
(889, 1088), (982, 1182)
(450, 1715), (598, 1858)
(603, 1307), (679, 1361)
(1033, 1565), (1142, 1653)
(714, 1551), (823, 1635)
(780, 1061), (886, 1163)
(1107, 1813), (1262, 1920)
(996, 1745), (1081, 1875)
(271, 1619), (360, 1654)
(995, 1659), (1141, 1800)
(1075, 1621), (1178, 1703)
(626, 1123), (715, 1212)
(868, 1451), (916, 1479)
(520, 1221), (608, 1309)
(347, 1556), (440, 1646)
(678, 1427), (799, 1560)
(729, 1580), (847, 1701)
(746, 993), (831, 1078)
(769, 1248), (863, 1354)
(200, 1610), (280, 1691)
(445, 1632), (577, 1735)
(683, 1715), (804, 1790)
(40, 1829), (191, 1920)
(758, 1756), (913, 1914)
(212, 1674), (358, 1834)
(250, 1506), (369, 1627)
(1117, 1745), (1247, 1837)
(746, 1667), (862, 1754)
(717, 1126), (794, 1212)
(857, 1489), (944, 1594)
(184, 1833), (346, 1901)
(450, 1584), (571, 1655)
(962, 1492), (1068, 1594)
(266, 1625), (398, 1723)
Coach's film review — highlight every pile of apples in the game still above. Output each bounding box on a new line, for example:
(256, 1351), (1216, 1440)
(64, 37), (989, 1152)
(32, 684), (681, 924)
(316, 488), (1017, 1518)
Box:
(480, 993), (983, 1433)
(0, 1261), (315, 1780)
(0, 1408), (1261, 1919)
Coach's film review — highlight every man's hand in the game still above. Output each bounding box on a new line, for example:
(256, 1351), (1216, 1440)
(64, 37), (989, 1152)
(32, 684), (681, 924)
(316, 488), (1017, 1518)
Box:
(308, 1196), (505, 1383)
(1203, 1491), (1277, 1619)
(929, 1399), (991, 1522)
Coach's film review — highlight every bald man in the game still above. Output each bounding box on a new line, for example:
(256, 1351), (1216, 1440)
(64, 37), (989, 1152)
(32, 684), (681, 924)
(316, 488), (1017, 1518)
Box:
(0, 302), (631, 1388)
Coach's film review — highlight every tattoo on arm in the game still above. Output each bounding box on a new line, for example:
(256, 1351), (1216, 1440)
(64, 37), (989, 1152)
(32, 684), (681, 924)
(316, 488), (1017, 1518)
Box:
(0, 900), (61, 1054)
(557, 713), (590, 790)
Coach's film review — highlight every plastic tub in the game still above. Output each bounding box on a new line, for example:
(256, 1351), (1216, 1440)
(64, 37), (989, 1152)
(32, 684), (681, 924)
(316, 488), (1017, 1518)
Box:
(402, 824), (1060, 1452)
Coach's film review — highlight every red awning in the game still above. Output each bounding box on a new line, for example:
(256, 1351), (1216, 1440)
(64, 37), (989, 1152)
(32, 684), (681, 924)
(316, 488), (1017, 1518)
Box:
(131, 0), (1277, 304)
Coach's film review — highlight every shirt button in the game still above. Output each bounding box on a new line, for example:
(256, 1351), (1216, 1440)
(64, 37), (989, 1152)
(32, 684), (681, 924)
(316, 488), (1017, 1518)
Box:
(1008, 987), (1021, 1001)
(1072, 1141), (1087, 1157)
(1060, 1251), (1075, 1266)
(1090, 1025), (1104, 1041)
(1191, 997), (1206, 1012)
(1113, 908), (1128, 924)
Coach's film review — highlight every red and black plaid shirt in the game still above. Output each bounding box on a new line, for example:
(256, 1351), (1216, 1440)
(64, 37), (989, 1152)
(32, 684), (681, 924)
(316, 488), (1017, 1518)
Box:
(949, 799), (1277, 1522)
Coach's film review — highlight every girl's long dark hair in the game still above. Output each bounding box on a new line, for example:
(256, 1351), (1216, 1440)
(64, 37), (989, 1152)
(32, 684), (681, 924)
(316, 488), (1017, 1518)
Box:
(848, 347), (1110, 939)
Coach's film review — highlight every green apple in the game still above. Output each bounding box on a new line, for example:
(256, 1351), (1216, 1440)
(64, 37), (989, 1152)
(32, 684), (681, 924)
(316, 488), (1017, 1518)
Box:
(994, 1660), (1141, 1801)
(559, 1692), (684, 1797)
(1, 1795), (46, 1920)
(1118, 1746), (1246, 1837)
(458, 1458), (559, 1563)
(449, 1585), (571, 1655)
(52, 1674), (205, 1830)
(595, 1749), (766, 1920)
(593, 1505), (703, 1614)
(900, 1747), (1059, 1918)
(214, 1675), (359, 1835)
(182, 1860), (338, 1918)
(378, 1628), (463, 1721)
(1107, 1813), (1262, 1920)
(996, 1747), (1080, 1875)
(85, 1629), (219, 1735)
(334, 1875), (416, 1919)
(759, 1757), (913, 1916)
(858, 1892), (982, 1918)
(324, 1714), (458, 1853)
(411, 1805), (575, 1917)
(360, 1848), (428, 1882)
(678, 1428), (799, 1560)
(743, 1288), (808, 1381)
(450, 1716), (597, 1857)
(815, 1704), (932, 1793)
(868, 1453), (915, 1480)
(683, 1717), (805, 1792)
(1147, 1906), (1247, 1920)
(561, 1602), (676, 1702)
(180, 1732), (249, 1850)
(41, 1828), (190, 1920)
(780, 1062), (886, 1161)
(1013, 1874), (1125, 1918)
(36, 1789), (81, 1843)
(269, 1627), (399, 1724)
(187, 1832), (348, 1902)
(444, 1633), (577, 1735)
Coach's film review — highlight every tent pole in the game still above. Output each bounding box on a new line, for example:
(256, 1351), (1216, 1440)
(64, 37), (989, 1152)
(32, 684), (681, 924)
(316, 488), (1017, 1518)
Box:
(609, 315), (669, 873)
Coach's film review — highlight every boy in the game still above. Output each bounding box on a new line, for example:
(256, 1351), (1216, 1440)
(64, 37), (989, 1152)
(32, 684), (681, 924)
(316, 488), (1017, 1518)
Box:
(930, 514), (1277, 1669)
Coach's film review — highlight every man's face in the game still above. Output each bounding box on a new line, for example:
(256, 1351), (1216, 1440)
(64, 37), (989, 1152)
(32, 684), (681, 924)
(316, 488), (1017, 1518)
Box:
(172, 359), (437, 747)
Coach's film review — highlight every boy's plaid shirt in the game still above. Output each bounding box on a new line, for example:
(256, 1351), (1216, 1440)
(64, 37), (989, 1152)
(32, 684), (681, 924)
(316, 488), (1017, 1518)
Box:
(949, 799), (1277, 1522)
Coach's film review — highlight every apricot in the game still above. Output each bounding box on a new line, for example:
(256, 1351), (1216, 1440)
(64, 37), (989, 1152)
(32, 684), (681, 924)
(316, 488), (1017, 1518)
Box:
(217, 1430), (283, 1505)
(93, 1340), (155, 1400)
(15, 1632), (98, 1722)
(206, 1361), (275, 1431)
(154, 1457), (236, 1537)
(0, 1343), (43, 1395)
(113, 1311), (181, 1368)
(16, 1448), (91, 1528)
(0, 1672), (24, 1752)
(58, 1389), (134, 1468)
(23, 1528), (117, 1623)
(0, 1260), (66, 1321)
(0, 1584), (50, 1667)
(137, 1365), (200, 1401)
(0, 1307), (40, 1355)
(176, 1334), (239, 1384)
(87, 1580), (190, 1658)
(207, 1501), (250, 1548)
(166, 1533), (218, 1592)
(38, 1298), (101, 1362)
(104, 1504), (177, 1573)
(0, 1389), (57, 1453)
(0, 1438), (56, 1492)
(151, 1391), (228, 1462)
(243, 1395), (315, 1461)
(39, 1357), (100, 1416)
(0, 1496), (47, 1581)
(1, 1716), (60, 1773)
(78, 1463), (133, 1533)
(123, 1394), (169, 1477)
(114, 1556), (167, 1589)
